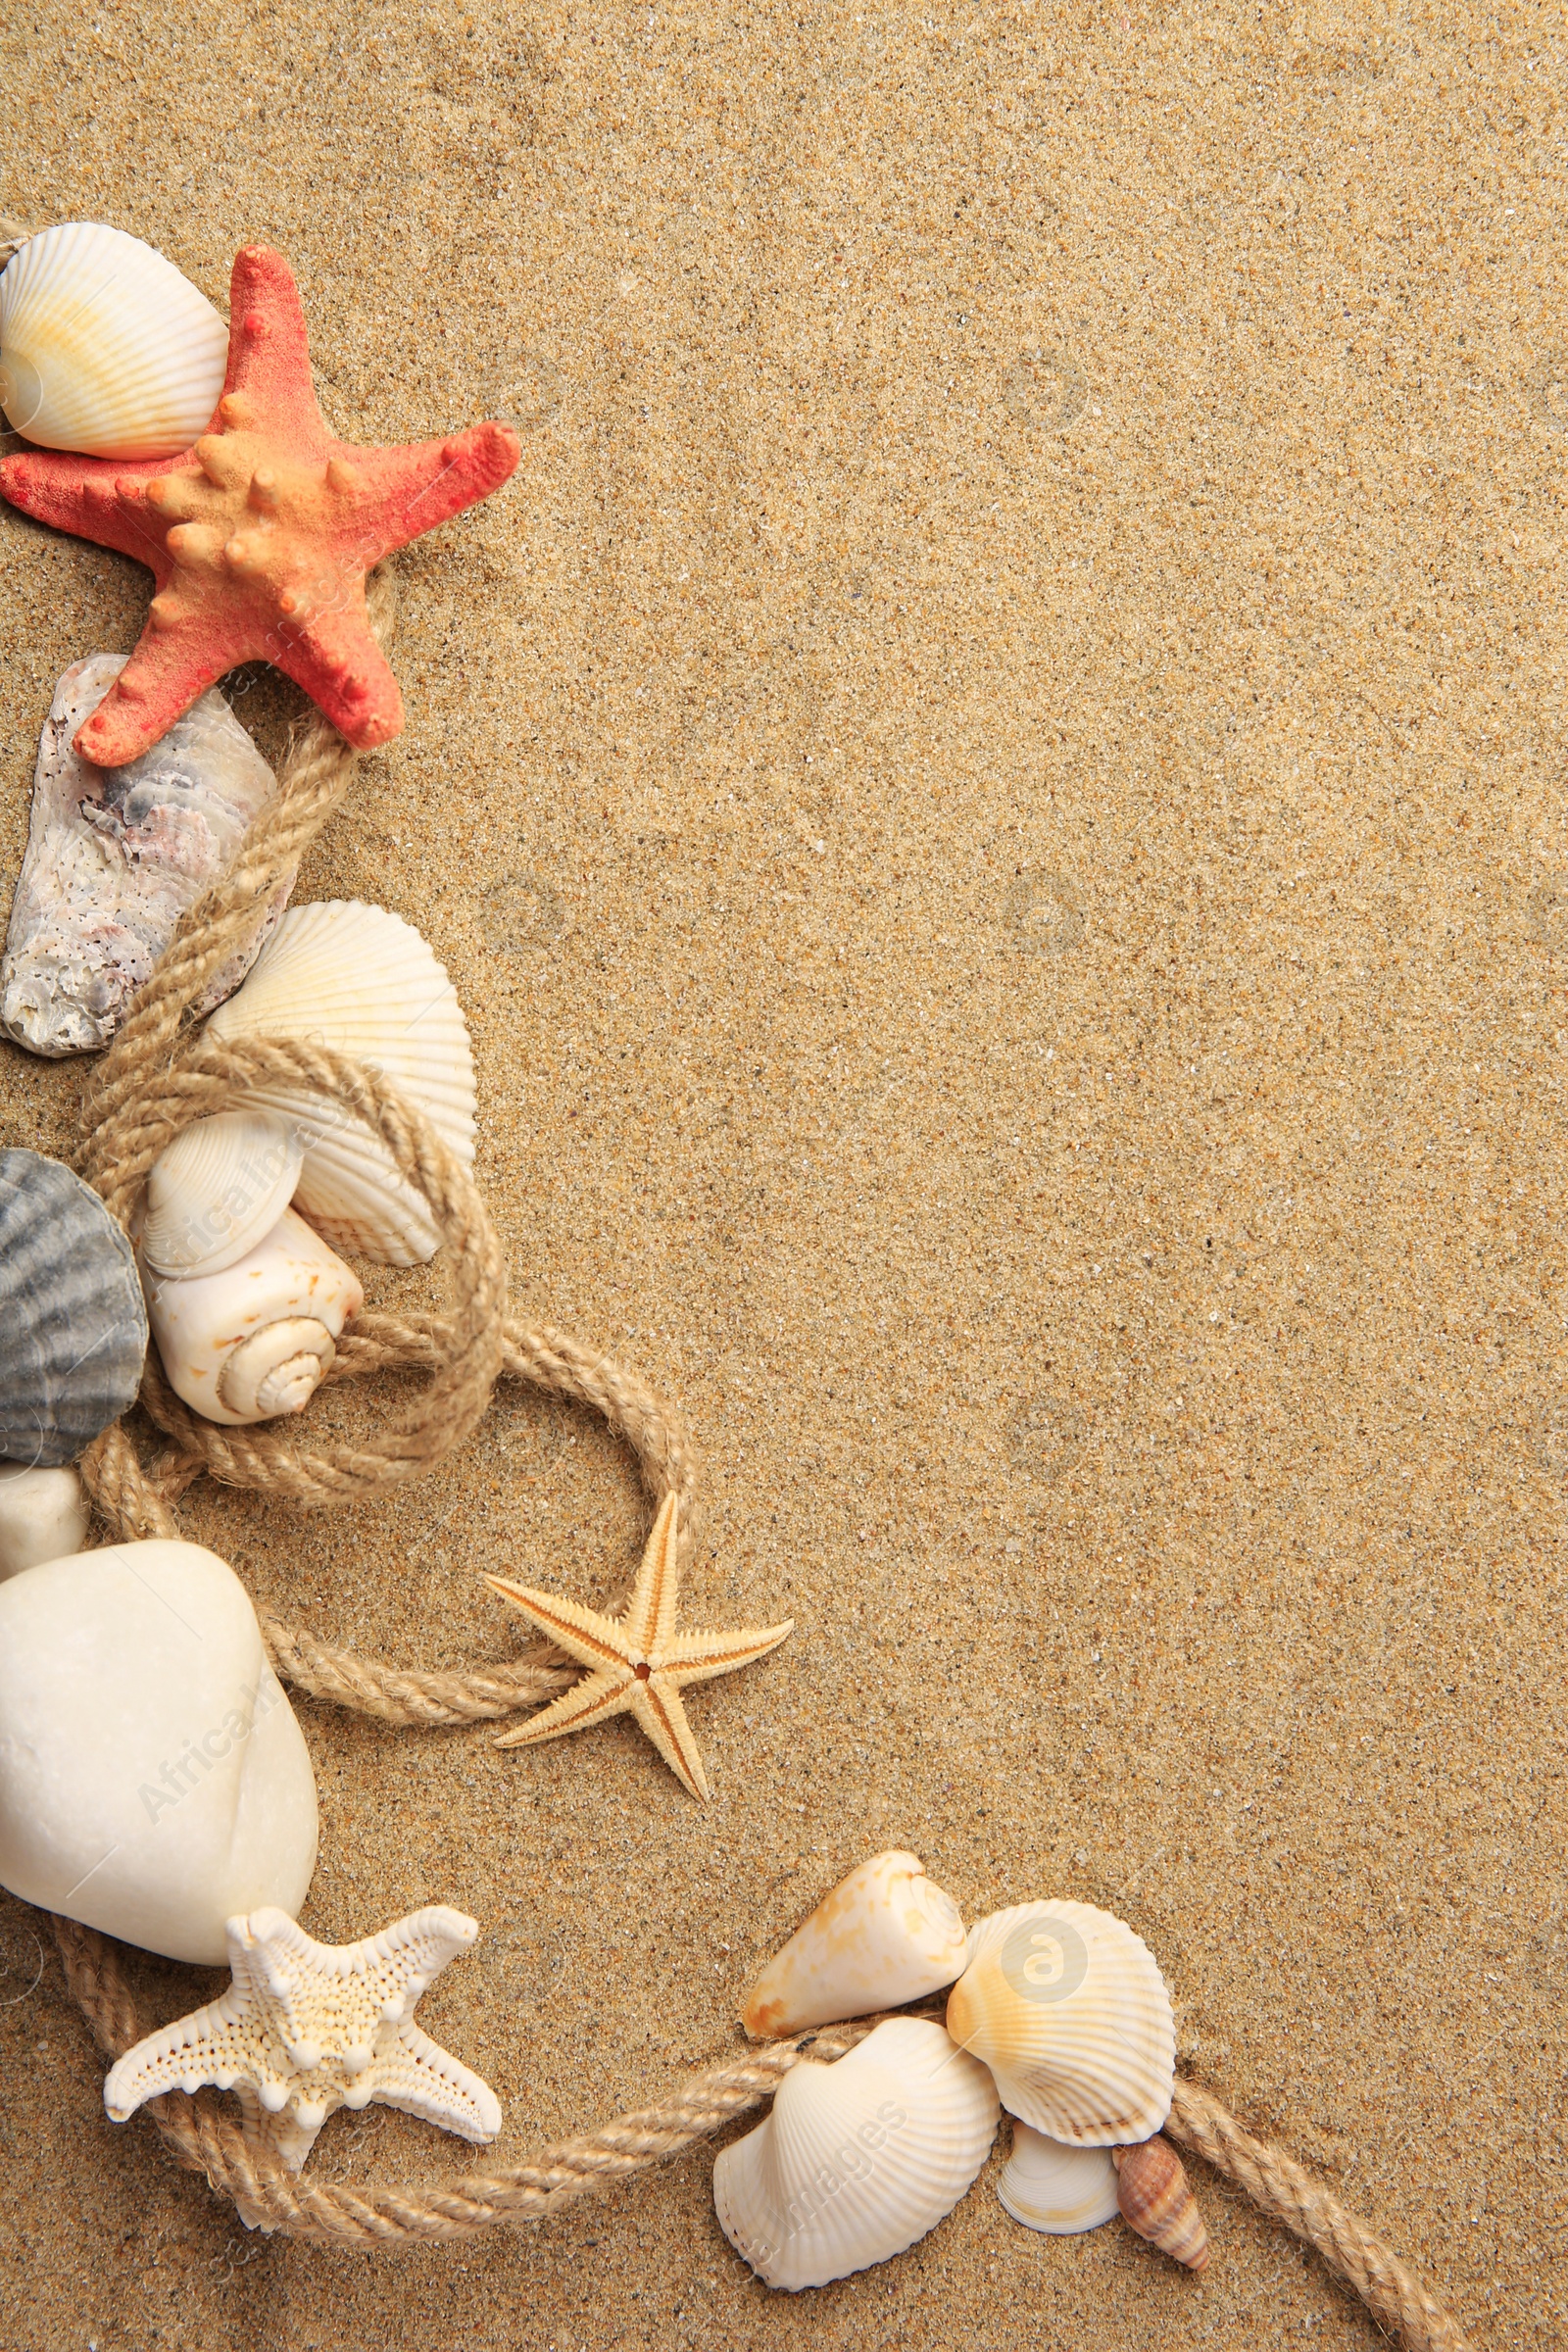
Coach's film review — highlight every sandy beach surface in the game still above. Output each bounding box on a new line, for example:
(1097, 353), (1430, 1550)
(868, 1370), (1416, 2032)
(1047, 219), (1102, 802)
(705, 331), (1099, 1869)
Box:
(1, 7), (1563, 2346)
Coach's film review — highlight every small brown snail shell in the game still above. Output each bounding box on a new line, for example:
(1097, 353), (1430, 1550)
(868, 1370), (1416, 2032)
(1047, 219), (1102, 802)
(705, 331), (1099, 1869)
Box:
(1112, 2134), (1209, 2272)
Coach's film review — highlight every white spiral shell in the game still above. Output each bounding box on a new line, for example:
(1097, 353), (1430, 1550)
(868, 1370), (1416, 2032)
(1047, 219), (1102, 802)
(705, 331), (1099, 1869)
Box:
(204, 902), (476, 1265)
(713, 2017), (998, 2291)
(0, 222), (228, 458)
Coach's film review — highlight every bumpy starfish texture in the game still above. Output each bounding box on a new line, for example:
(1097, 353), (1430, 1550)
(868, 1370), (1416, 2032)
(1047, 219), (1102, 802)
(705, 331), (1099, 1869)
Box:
(486, 1493), (792, 1801)
(103, 1903), (502, 2173)
(0, 245), (519, 765)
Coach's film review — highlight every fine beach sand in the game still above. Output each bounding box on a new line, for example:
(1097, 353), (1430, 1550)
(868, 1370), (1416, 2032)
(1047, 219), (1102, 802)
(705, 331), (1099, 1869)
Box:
(1, 7), (1563, 2346)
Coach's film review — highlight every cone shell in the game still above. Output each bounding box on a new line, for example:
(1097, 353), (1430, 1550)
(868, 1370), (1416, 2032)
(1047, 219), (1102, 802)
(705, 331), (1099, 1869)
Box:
(997, 2123), (1119, 2234)
(141, 1112), (304, 1278)
(713, 2017), (998, 2291)
(945, 1900), (1174, 2147)
(143, 1205), (363, 1427)
(743, 1851), (969, 2038)
(204, 902), (476, 1265)
(1114, 2135), (1209, 2272)
(0, 222), (228, 458)
(0, 1151), (147, 1465)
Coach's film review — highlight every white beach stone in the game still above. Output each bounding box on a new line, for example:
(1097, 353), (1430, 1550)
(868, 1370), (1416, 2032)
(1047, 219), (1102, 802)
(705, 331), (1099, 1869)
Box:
(1, 656), (286, 1058)
(0, 1540), (318, 1963)
(0, 1463), (88, 1581)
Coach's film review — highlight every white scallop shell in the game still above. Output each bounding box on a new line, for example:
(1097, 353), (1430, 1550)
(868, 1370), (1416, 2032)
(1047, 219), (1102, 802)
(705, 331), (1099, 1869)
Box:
(0, 223), (228, 458)
(204, 902), (476, 1266)
(144, 1206), (363, 1426)
(141, 1112), (303, 1278)
(713, 2016), (998, 2291)
(996, 2123), (1119, 2234)
(743, 1851), (968, 2038)
(945, 1901), (1174, 2148)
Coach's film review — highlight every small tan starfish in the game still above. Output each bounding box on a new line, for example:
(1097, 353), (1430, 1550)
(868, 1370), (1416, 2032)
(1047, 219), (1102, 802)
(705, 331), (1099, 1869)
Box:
(485, 1493), (792, 1800)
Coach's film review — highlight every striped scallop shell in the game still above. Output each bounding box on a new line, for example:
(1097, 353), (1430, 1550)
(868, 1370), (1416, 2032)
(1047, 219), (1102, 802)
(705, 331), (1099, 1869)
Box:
(140, 1112), (303, 1278)
(945, 1901), (1174, 2148)
(204, 902), (475, 1266)
(0, 1151), (148, 1465)
(997, 2122), (1119, 2234)
(0, 222), (227, 458)
(713, 2017), (998, 2291)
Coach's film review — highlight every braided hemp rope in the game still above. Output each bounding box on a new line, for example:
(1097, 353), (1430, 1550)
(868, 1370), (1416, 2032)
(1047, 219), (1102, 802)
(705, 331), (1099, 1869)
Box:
(37, 567), (1473, 2345)
(48, 1918), (1473, 2347)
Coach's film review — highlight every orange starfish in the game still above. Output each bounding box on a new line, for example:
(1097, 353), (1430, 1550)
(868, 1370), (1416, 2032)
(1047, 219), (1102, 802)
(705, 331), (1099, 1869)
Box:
(0, 245), (519, 766)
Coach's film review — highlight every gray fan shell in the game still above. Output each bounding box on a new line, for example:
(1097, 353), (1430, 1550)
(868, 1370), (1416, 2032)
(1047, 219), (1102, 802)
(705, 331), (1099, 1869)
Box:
(0, 1150), (147, 1465)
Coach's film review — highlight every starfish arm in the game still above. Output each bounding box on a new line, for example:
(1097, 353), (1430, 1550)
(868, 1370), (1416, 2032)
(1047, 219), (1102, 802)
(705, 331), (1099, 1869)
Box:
(74, 612), (243, 765)
(661, 1618), (795, 1688)
(220, 246), (329, 456)
(343, 421), (521, 564)
(373, 2020), (503, 2142)
(270, 601), (404, 750)
(484, 1575), (635, 1673)
(103, 1986), (256, 2120)
(622, 1492), (682, 1657)
(490, 1663), (633, 1750)
(0, 450), (181, 575)
(632, 1678), (710, 1801)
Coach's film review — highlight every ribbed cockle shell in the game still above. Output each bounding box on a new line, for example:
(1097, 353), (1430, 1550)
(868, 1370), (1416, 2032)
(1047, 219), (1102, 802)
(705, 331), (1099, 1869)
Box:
(205, 901), (475, 1265)
(945, 1900), (1175, 2147)
(743, 1850), (968, 2037)
(141, 1111), (303, 1278)
(0, 1150), (148, 1464)
(713, 2017), (998, 2291)
(0, 222), (227, 458)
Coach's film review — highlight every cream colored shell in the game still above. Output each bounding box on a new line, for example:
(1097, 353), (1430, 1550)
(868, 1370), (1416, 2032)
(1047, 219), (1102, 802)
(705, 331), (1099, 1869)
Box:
(945, 1900), (1174, 2147)
(996, 2122), (1119, 2234)
(0, 222), (228, 458)
(141, 1111), (303, 1278)
(713, 2017), (998, 2291)
(205, 901), (476, 1265)
(143, 1205), (363, 1426)
(743, 1850), (968, 2037)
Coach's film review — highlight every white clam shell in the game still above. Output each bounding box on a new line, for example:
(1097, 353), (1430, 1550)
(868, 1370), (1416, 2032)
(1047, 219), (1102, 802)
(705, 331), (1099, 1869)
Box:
(141, 1111), (304, 1277)
(996, 2123), (1119, 2234)
(143, 1205), (364, 1426)
(0, 1540), (318, 1964)
(713, 2016), (998, 2291)
(0, 221), (228, 458)
(945, 1900), (1174, 2147)
(204, 901), (476, 1265)
(743, 1850), (969, 2037)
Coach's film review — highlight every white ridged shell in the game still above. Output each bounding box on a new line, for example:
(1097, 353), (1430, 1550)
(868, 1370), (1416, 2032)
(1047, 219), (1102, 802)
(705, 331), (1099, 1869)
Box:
(204, 902), (476, 1266)
(0, 222), (227, 458)
(713, 2017), (998, 2291)
(945, 1901), (1174, 2147)
(996, 2123), (1119, 2233)
(743, 1851), (969, 2038)
(141, 1112), (303, 1277)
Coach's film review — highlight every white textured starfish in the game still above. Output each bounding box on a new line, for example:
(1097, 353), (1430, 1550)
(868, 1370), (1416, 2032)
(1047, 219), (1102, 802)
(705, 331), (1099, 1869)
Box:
(104, 1903), (502, 2172)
